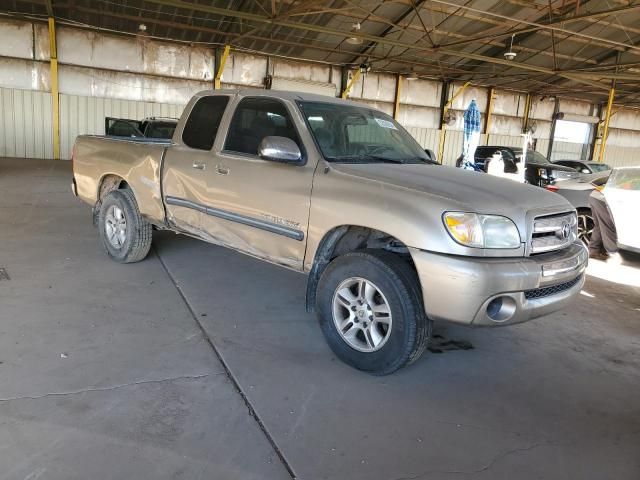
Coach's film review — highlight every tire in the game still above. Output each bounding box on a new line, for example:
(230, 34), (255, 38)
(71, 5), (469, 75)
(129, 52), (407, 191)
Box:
(316, 250), (431, 375)
(98, 189), (152, 263)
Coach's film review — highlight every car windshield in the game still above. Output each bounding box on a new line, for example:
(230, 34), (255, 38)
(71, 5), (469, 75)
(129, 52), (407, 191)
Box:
(588, 162), (611, 172)
(298, 101), (434, 164)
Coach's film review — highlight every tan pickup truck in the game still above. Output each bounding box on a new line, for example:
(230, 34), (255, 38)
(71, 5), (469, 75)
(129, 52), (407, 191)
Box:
(72, 90), (587, 375)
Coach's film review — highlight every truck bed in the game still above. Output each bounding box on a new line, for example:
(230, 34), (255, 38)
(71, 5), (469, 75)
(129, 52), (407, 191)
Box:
(73, 135), (168, 224)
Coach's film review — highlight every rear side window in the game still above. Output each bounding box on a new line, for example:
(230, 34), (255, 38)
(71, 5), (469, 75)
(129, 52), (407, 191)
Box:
(224, 97), (301, 156)
(182, 96), (230, 150)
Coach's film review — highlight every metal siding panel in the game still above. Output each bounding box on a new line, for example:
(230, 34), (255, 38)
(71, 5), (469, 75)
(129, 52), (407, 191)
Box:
(0, 89), (5, 156)
(43, 92), (53, 159)
(14, 89), (25, 157)
(2, 89), (16, 157)
(32, 91), (43, 158)
(22, 90), (35, 158)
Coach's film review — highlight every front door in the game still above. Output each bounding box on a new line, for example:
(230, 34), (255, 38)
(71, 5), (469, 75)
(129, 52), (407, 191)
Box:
(162, 95), (231, 236)
(199, 96), (317, 269)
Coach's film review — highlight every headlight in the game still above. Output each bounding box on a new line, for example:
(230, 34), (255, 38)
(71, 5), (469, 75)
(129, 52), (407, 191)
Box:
(443, 212), (521, 249)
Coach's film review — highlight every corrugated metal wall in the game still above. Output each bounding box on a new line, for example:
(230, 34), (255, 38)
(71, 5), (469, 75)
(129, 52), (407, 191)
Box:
(59, 94), (184, 159)
(0, 87), (53, 159)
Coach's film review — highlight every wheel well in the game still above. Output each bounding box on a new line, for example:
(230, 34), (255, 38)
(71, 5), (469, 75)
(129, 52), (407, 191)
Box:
(305, 226), (416, 312)
(93, 175), (130, 226)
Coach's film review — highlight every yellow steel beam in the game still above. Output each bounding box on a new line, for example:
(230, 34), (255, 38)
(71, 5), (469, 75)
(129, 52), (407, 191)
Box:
(522, 93), (532, 133)
(48, 17), (60, 160)
(438, 81), (471, 164)
(393, 74), (402, 120)
(484, 87), (495, 139)
(598, 87), (615, 163)
(341, 68), (361, 99)
(214, 45), (230, 90)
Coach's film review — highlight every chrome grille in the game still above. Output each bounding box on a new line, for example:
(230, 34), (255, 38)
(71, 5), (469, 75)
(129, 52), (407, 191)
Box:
(530, 212), (578, 254)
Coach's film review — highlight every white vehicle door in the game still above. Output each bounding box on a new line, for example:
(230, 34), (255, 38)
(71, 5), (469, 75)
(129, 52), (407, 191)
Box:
(604, 167), (640, 251)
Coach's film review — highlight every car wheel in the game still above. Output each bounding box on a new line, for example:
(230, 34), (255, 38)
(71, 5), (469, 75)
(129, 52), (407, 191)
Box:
(98, 189), (152, 263)
(577, 208), (594, 247)
(316, 250), (431, 375)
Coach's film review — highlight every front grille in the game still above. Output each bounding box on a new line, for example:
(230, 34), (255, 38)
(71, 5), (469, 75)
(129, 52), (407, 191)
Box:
(530, 212), (577, 254)
(524, 275), (582, 300)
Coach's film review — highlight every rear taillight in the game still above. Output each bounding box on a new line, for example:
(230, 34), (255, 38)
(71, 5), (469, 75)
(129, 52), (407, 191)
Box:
(545, 184), (559, 192)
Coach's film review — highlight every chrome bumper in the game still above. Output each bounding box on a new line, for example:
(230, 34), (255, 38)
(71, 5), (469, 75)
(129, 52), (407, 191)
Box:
(409, 242), (588, 327)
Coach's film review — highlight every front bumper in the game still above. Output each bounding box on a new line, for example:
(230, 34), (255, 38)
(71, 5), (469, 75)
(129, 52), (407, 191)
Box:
(410, 242), (587, 327)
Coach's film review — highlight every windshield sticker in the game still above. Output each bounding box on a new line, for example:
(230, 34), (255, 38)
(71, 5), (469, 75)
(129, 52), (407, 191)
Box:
(374, 118), (397, 130)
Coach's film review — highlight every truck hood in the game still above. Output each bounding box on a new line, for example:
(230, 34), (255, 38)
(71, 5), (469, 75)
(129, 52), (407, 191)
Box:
(329, 162), (572, 219)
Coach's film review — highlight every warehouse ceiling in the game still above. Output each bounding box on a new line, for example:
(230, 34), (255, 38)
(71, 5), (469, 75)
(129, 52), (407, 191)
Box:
(4, 0), (640, 104)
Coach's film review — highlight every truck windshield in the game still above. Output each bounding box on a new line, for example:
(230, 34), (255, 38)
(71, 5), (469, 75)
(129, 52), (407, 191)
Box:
(298, 101), (434, 164)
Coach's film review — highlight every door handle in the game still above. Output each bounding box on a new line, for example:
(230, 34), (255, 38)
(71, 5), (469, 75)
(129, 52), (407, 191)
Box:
(192, 162), (206, 170)
(216, 165), (230, 175)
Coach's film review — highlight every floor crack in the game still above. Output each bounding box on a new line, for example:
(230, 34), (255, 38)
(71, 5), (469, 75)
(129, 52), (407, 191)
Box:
(0, 373), (220, 402)
(389, 442), (558, 480)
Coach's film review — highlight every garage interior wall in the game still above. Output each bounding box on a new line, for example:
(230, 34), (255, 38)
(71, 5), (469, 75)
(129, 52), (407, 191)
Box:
(1, 17), (639, 167)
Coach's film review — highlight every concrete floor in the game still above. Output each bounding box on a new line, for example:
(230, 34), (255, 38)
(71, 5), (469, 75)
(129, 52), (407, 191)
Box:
(1, 157), (639, 480)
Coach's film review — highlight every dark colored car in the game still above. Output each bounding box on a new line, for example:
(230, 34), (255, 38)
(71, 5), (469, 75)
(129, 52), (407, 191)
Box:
(105, 117), (178, 140)
(456, 146), (579, 186)
(552, 159), (612, 174)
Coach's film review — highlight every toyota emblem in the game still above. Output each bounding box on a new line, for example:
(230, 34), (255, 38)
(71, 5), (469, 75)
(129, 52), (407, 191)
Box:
(559, 222), (571, 240)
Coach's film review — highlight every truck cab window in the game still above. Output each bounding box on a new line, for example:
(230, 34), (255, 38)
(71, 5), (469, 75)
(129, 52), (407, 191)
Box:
(182, 96), (230, 150)
(224, 98), (301, 156)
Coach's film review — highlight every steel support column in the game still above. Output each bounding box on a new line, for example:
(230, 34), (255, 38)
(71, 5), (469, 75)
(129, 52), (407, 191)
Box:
(598, 88), (615, 163)
(483, 87), (495, 141)
(48, 17), (60, 160)
(438, 81), (470, 164)
(341, 69), (361, 99)
(522, 93), (532, 133)
(214, 45), (230, 90)
(393, 74), (402, 120)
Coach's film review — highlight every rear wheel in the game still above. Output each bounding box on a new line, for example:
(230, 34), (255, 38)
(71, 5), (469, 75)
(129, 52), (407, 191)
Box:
(316, 250), (430, 375)
(577, 208), (594, 247)
(98, 189), (152, 263)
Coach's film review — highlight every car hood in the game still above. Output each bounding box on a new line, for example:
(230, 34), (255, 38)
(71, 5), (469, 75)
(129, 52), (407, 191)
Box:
(329, 162), (573, 221)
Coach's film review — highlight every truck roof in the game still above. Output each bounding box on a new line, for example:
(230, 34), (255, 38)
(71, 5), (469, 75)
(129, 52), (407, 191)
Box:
(193, 89), (368, 109)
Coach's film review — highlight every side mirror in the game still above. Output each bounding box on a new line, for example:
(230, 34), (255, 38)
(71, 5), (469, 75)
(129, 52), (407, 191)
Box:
(258, 136), (302, 164)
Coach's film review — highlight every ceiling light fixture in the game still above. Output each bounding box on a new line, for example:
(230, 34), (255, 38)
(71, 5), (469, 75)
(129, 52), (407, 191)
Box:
(504, 34), (517, 61)
(346, 22), (363, 45)
(406, 68), (419, 80)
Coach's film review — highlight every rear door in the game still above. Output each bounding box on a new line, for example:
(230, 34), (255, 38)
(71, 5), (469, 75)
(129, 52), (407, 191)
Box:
(199, 96), (317, 269)
(162, 95), (231, 236)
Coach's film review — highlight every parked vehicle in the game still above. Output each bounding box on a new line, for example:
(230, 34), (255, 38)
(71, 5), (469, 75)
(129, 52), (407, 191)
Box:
(604, 167), (640, 254)
(72, 90), (587, 375)
(456, 146), (580, 185)
(552, 159), (612, 174)
(105, 116), (178, 140)
(548, 171), (610, 246)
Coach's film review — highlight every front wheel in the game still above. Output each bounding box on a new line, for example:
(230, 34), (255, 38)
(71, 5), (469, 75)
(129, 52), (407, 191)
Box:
(316, 251), (431, 375)
(98, 189), (152, 263)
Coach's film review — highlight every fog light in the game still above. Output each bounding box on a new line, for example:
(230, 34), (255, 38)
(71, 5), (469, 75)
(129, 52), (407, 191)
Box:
(486, 296), (517, 322)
